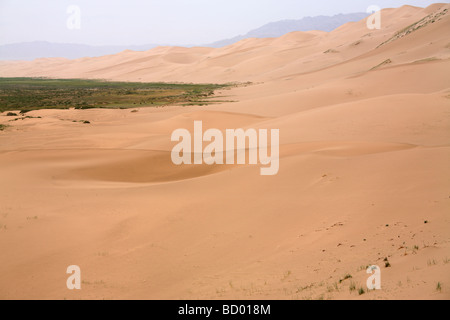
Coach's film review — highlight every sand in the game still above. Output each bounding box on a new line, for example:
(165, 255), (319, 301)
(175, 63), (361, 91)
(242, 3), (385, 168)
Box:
(0, 3), (449, 300)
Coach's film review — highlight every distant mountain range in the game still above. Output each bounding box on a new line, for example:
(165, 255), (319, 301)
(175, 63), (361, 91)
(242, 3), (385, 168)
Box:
(0, 12), (368, 61)
(206, 12), (369, 47)
(0, 42), (164, 61)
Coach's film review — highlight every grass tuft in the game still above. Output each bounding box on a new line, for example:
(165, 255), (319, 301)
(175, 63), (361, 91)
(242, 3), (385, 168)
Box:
(339, 274), (353, 283)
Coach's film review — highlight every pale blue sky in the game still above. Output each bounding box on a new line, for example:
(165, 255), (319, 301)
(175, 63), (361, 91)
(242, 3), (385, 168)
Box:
(0, 0), (445, 45)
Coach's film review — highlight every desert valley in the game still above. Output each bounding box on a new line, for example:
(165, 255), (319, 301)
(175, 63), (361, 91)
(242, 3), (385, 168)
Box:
(0, 3), (449, 300)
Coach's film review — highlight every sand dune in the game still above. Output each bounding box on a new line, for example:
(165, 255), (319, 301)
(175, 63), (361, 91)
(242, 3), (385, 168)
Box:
(0, 3), (449, 300)
(1, 4), (449, 84)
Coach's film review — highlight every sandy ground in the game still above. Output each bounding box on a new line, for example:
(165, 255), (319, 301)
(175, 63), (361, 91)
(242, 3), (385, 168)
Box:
(0, 3), (449, 300)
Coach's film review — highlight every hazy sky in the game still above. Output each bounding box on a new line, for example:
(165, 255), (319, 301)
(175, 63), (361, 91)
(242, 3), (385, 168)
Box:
(0, 0), (444, 46)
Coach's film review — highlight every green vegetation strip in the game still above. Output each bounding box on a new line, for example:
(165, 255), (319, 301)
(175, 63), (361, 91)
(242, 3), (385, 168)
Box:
(0, 77), (231, 113)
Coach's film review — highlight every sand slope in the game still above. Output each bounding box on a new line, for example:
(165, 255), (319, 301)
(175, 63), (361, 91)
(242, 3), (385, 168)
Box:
(0, 3), (449, 300)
